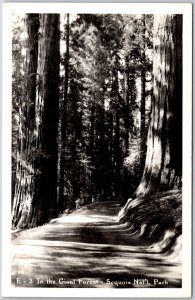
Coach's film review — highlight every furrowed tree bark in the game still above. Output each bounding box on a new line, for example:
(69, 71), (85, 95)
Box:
(34, 14), (60, 224)
(12, 14), (60, 229)
(12, 14), (39, 229)
(135, 14), (182, 197)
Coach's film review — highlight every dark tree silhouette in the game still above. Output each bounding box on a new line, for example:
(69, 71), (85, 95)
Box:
(59, 14), (70, 210)
(33, 14), (60, 224)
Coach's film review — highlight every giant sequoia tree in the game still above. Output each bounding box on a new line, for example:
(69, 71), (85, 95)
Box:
(12, 13), (182, 230)
(12, 14), (60, 229)
(33, 14), (60, 224)
(12, 14), (39, 229)
(135, 14), (182, 197)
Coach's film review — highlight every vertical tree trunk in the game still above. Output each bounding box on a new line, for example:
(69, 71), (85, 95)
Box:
(12, 14), (39, 229)
(12, 14), (60, 229)
(71, 84), (79, 201)
(90, 95), (96, 160)
(34, 14), (60, 223)
(114, 109), (121, 197)
(111, 68), (122, 198)
(140, 14), (146, 167)
(59, 14), (70, 211)
(124, 55), (130, 155)
(26, 14), (39, 139)
(135, 14), (182, 197)
(129, 70), (136, 135)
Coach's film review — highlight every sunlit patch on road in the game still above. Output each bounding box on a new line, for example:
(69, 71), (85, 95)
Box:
(12, 201), (181, 288)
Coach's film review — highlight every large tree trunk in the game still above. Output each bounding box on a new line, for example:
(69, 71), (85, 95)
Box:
(34, 14), (60, 223)
(135, 14), (182, 197)
(12, 14), (60, 229)
(12, 14), (39, 229)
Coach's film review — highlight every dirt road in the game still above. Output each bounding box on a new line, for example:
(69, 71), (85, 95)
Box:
(12, 201), (181, 288)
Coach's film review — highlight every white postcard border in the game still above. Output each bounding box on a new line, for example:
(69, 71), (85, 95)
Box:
(1, 3), (192, 298)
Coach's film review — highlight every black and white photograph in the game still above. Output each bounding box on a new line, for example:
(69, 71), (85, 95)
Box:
(1, 3), (192, 298)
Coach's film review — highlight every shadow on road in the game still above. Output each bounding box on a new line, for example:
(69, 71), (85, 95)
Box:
(12, 201), (181, 288)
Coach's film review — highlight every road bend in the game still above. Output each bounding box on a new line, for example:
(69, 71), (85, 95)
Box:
(12, 201), (181, 288)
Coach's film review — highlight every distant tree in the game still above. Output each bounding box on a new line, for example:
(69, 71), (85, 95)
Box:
(139, 14), (153, 169)
(140, 14), (146, 165)
(59, 14), (70, 210)
(135, 14), (182, 197)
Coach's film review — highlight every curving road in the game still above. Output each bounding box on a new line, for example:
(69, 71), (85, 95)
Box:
(12, 201), (181, 288)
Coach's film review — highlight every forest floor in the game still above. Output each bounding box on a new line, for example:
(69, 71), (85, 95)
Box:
(12, 200), (181, 288)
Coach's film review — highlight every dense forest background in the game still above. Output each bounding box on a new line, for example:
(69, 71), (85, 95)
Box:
(11, 13), (182, 230)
